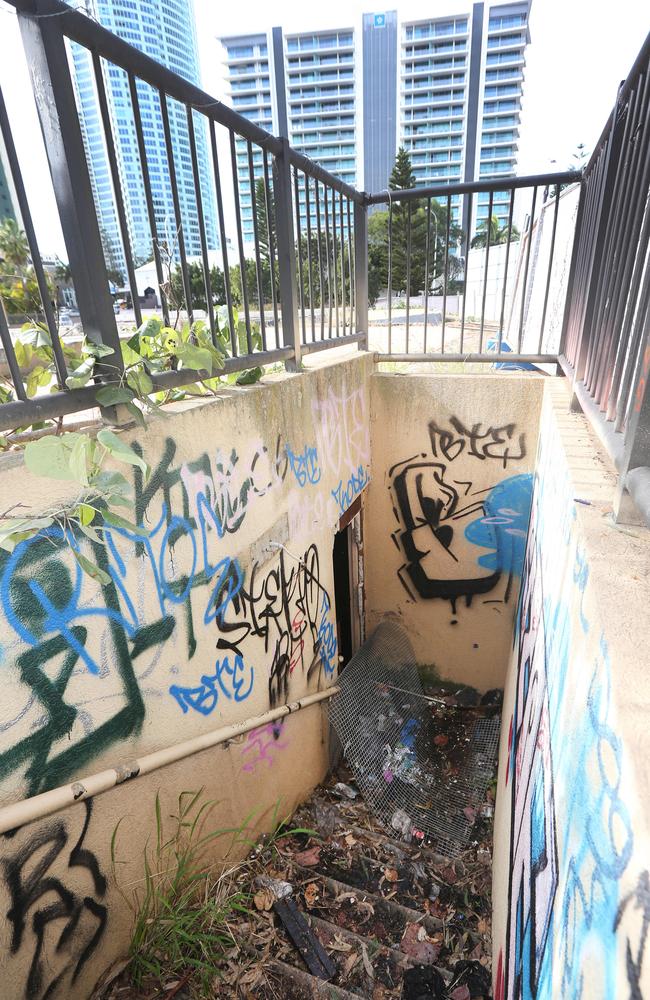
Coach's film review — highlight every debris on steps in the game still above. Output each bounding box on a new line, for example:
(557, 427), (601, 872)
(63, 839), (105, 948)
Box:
(103, 671), (497, 999)
(215, 759), (495, 998)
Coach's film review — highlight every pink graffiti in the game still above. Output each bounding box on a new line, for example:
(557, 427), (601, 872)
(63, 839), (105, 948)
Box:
(241, 721), (289, 773)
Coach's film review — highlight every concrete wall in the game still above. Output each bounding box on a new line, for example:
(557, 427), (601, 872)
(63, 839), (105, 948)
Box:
(492, 380), (650, 999)
(0, 353), (373, 999)
(364, 372), (544, 691)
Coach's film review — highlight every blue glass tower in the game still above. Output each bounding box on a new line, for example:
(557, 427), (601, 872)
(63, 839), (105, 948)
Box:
(71, 0), (218, 278)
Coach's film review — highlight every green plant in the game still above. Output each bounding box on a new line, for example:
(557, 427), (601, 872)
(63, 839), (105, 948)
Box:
(112, 791), (252, 995)
(0, 307), (264, 576)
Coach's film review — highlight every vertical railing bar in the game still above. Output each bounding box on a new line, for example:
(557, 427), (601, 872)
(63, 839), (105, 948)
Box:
(159, 90), (193, 326)
(186, 105), (215, 341)
(617, 264), (650, 433)
(598, 73), (650, 408)
(587, 82), (642, 399)
(209, 121), (237, 356)
(0, 83), (67, 383)
(441, 195), (451, 353)
(610, 155), (650, 422)
(587, 97), (638, 399)
(247, 141), (267, 351)
(262, 149), (279, 347)
(499, 186), (515, 339)
(460, 191), (471, 355)
(314, 180), (325, 340)
(387, 199), (393, 354)
(479, 189), (494, 354)
(537, 184), (561, 354)
(339, 191), (346, 332)
(424, 197), (431, 353)
(128, 73), (169, 327)
(324, 184), (333, 338)
(405, 201), (412, 354)
(0, 299), (27, 401)
(557, 178), (586, 363)
(331, 186), (339, 336)
(293, 167), (306, 345)
(92, 54), (142, 330)
(229, 132), (252, 353)
(347, 197), (355, 331)
(304, 174), (315, 343)
(614, 267), (650, 432)
(517, 185), (538, 353)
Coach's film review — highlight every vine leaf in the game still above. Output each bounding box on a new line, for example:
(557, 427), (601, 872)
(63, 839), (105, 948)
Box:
(96, 429), (150, 482)
(24, 433), (90, 482)
(72, 549), (111, 586)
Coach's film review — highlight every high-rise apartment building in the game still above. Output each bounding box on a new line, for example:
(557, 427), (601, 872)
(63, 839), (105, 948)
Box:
(219, 2), (530, 235)
(72, 0), (218, 278)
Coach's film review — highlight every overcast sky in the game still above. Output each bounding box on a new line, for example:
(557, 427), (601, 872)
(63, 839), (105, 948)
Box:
(0, 0), (648, 258)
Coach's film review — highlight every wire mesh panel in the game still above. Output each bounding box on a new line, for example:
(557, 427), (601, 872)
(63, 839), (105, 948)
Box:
(329, 620), (499, 856)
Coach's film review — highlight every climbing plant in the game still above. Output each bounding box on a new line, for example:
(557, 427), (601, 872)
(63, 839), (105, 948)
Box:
(0, 306), (264, 578)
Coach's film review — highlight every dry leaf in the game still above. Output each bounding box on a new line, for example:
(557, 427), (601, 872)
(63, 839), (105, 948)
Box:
(384, 867), (399, 883)
(360, 942), (375, 979)
(253, 888), (275, 911)
(294, 846), (321, 866)
(345, 834), (357, 846)
(304, 882), (320, 907)
(342, 951), (360, 976)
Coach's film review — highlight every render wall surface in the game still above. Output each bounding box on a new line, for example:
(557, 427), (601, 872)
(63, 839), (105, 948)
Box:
(0, 353), (372, 1000)
(492, 380), (650, 999)
(365, 372), (544, 691)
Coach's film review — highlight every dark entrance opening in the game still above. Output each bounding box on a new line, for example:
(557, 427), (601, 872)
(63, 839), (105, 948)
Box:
(333, 526), (353, 671)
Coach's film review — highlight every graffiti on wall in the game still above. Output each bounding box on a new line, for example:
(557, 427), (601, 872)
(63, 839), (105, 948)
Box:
(0, 430), (338, 798)
(241, 719), (289, 773)
(389, 416), (532, 611)
(499, 436), (644, 1000)
(2, 801), (106, 1000)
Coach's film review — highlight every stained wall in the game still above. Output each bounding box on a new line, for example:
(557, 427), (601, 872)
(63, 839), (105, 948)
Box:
(492, 380), (650, 998)
(364, 372), (544, 691)
(0, 353), (373, 999)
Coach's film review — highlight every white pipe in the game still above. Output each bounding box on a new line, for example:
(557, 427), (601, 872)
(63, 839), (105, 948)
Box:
(0, 686), (340, 835)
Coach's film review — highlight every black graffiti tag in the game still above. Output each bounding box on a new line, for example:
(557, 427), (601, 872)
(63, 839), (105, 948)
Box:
(3, 800), (107, 1000)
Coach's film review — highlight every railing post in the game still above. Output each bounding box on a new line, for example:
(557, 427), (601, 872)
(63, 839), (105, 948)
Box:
(354, 201), (368, 349)
(614, 327), (650, 524)
(273, 137), (301, 371)
(17, 3), (124, 374)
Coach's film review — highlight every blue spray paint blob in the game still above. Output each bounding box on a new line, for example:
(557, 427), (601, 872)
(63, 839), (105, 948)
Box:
(464, 473), (533, 577)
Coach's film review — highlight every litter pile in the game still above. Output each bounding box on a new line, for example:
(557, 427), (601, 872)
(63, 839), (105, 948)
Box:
(329, 622), (500, 856)
(103, 623), (501, 999)
(214, 751), (496, 1000)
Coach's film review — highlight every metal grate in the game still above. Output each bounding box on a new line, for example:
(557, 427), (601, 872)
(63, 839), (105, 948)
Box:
(329, 620), (500, 856)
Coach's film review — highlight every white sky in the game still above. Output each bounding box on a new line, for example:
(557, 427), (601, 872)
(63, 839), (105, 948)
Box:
(0, 0), (648, 258)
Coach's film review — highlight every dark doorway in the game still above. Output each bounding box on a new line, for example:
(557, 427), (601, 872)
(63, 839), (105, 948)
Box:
(333, 526), (353, 671)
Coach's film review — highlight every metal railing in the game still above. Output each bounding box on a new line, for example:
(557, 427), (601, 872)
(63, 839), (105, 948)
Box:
(365, 170), (580, 363)
(559, 31), (650, 513)
(0, 0), (365, 432)
(0, 1), (649, 522)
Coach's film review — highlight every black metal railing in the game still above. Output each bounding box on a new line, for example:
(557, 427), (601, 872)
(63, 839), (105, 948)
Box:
(0, 0), (649, 522)
(559, 31), (650, 516)
(366, 171), (580, 362)
(0, 0), (365, 433)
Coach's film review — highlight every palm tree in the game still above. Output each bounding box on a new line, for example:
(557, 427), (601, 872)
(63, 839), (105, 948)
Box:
(470, 214), (520, 249)
(0, 218), (30, 272)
